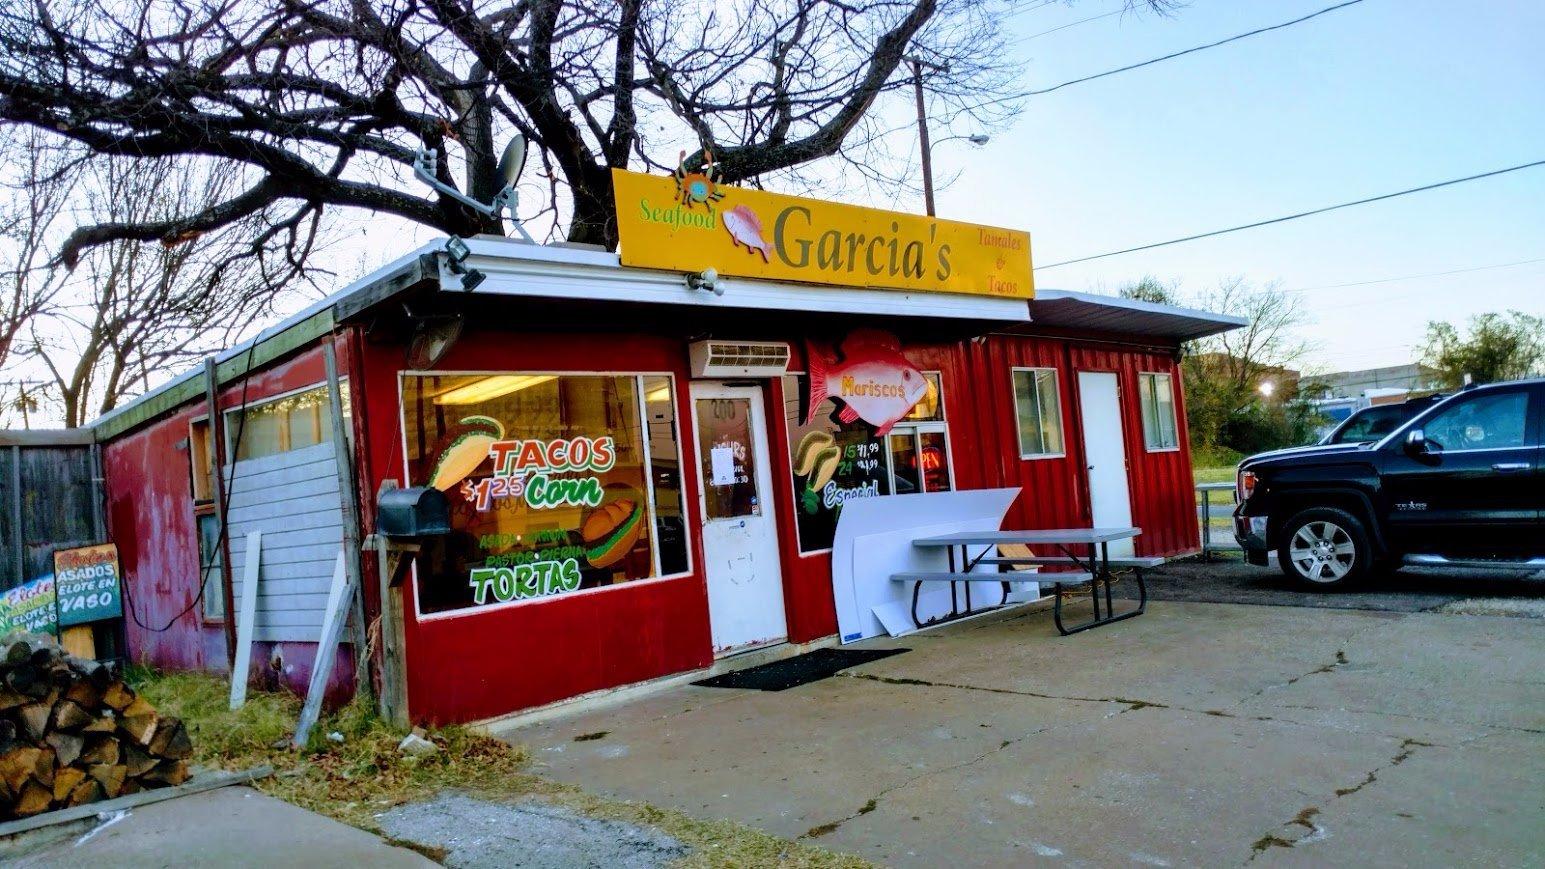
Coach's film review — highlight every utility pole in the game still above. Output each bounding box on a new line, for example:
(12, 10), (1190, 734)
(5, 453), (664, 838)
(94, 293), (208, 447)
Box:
(907, 55), (949, 217)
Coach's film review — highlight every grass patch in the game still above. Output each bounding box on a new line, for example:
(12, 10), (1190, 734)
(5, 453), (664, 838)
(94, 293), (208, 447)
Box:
(128, 668), (871, 868)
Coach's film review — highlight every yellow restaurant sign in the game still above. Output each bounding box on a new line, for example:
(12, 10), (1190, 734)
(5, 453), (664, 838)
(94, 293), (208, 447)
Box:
(610, 168), (1033, 299)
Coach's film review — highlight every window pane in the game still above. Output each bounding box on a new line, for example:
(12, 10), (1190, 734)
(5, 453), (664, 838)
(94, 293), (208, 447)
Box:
(696, 397), (760, 519)
(784, 375), (890, 553)
(643, 376), (688, 576)
(1423, 391), (1529, 451)
(403, 373), (667, 615)
(903, 372), (945, 422)
(226, 383), (348, 463)
(231, 405), (286, 462)
(1156, 375), (1177, 448)
(1013, 371), (1042, 455)
(889, 433), (920, 495)
(1035, 370), (1064, 454)
(1139, 374), (1158, 448)
(1014, 369), (1062, 456)
(919, 431), (952, 492)
(189, 421), (214, 503)
(197, 512), (225, 621)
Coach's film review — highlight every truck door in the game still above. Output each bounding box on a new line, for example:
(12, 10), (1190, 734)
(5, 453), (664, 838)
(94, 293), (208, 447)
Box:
(1379, 385), (1538, 557)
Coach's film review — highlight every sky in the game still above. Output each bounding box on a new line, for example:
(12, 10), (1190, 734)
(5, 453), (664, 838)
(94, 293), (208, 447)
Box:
(341, 0), (1544, 375)
(939, 0), (1545, 373)
(9, 0), (1542, 428)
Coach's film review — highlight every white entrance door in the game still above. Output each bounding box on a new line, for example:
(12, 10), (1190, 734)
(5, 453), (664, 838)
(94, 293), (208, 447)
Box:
(690, 383), (788, 655)
(1077, 371), (1136, 558)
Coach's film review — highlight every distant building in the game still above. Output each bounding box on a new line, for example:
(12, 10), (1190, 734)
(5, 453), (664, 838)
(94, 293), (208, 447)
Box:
(1303, 364), (1442, 399)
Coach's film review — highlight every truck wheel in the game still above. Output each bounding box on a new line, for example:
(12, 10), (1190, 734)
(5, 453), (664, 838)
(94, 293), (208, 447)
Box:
(1277, 508), (1372, 588)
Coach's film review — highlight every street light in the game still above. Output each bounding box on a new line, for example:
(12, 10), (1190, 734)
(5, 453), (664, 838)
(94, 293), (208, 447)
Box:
(906, 56), (989, 216)
(1259, 381), (1276, 398)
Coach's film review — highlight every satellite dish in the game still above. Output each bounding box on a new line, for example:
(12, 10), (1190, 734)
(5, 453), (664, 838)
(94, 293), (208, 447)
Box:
(496, 135), (527, 188)
(407, 314), (465, 370)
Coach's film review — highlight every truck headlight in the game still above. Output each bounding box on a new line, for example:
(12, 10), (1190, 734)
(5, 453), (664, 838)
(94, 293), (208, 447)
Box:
(1237, 470), (1258, 503)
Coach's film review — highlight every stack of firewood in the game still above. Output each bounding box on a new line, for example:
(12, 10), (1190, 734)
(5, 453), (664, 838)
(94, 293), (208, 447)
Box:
(0, 634), (192, 818)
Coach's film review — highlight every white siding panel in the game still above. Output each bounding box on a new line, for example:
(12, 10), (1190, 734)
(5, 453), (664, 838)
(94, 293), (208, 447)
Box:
(226, 443), (346, 644)
(226, 455), (337, 494)
(226, 474), (339, 512)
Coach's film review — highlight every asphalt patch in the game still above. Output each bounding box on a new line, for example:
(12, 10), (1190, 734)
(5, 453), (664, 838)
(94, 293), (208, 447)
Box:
(376, 793), (689, 869)
(692, 647), (910, 691)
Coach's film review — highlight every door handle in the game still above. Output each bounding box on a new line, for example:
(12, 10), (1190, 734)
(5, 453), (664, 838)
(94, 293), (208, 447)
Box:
(1491, 462), (1530, 472)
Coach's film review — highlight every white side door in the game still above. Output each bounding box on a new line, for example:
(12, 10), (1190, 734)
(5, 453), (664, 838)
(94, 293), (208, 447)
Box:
(689, 383), (788, 655)
(1077, 371), (1136, 558)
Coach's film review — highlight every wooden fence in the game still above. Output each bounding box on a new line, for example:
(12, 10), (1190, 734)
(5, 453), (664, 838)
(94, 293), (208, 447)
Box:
(0, 430), (104, 591)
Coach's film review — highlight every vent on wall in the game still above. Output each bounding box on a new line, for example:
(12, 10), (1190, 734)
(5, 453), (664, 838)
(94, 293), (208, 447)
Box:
(688, 340), (792, 378)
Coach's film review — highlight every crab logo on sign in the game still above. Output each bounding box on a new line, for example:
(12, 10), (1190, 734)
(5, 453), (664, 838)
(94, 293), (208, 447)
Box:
(672, 149), (725, 210)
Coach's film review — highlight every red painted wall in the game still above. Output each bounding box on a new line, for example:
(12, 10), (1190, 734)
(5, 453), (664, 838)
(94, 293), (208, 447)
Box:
(102, 339), (356, 705)
(102, 316), (1201, 726)
(768, 332), (1201, 646)
(351, 327), (717, 725)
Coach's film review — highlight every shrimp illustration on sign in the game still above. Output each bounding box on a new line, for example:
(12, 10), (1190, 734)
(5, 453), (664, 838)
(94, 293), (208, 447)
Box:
(722, 205), (772, 262)
(805, 330), (931, 436)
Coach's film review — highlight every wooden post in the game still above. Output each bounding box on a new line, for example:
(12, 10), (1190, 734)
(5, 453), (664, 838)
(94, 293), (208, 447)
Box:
(372, 529), (409, 727)
(294, 551), (352, 747)
(9, 444), (21, 587)
(229, 530), (262, 710)
(204, 358), (238, 666)
(322, 341), (369, 700)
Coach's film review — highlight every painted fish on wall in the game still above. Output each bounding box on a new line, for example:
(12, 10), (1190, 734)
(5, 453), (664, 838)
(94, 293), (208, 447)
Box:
(805, 330), (929, 436)
(722, 205), (772, 262)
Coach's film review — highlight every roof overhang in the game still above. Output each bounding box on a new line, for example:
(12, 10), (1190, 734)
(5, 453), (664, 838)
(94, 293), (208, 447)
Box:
(1021, 289), (1246, 343)
(445, 236), (1031, 324)
(88, 236), (1033, 439)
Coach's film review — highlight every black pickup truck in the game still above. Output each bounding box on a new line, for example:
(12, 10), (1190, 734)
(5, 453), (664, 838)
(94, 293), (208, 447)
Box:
(1234, 378), (1545, 586)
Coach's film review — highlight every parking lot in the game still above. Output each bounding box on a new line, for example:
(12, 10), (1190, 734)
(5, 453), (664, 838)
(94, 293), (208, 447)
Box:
(502, 565), (1544, 867)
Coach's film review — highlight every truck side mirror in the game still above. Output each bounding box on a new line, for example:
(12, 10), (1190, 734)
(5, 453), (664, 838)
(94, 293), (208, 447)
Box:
(1403, 428), (1430, 456)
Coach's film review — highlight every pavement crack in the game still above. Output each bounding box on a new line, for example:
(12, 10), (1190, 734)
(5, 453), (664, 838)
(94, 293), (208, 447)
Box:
(1244, 737), (1432, 864)
(840, 671), (1167, 713)
(1332, 737), (1431, 797)
(796, 713), (1097, 840)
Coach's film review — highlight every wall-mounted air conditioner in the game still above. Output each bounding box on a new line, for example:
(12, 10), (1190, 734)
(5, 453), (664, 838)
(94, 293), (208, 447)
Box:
(688, 340), (792, 378)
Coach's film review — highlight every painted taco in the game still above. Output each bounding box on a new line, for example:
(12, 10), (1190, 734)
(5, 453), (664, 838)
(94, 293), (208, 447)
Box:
(581, 499), (645, 569)
(428, 415), (504, 490)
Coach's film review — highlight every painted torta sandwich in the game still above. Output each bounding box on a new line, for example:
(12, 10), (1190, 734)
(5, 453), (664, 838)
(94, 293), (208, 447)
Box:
(581, 499), (645, 568)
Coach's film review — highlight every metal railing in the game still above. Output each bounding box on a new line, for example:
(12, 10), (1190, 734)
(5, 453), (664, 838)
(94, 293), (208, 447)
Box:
(1196, 482), (1239, 560)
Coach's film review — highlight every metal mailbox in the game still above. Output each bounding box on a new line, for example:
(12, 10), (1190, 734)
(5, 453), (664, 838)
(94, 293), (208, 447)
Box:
(376, 486), (451, 538)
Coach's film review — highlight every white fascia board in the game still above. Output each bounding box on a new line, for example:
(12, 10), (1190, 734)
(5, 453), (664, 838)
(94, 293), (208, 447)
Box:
(452, 235), (1030, 323)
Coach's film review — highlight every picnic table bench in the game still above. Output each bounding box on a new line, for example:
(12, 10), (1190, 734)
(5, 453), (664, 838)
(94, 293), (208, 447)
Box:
(896, 528), (1149, 635)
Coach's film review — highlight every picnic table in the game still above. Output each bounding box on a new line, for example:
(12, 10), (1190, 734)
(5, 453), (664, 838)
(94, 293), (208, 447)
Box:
(899, 528), (1153, 635)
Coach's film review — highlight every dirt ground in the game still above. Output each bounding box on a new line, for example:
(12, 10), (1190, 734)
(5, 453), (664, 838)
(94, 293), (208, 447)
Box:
(499, 578), (1545, 867)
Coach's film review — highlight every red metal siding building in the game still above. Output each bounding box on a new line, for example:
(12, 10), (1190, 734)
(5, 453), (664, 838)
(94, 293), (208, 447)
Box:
(90, 241), (1240, 726)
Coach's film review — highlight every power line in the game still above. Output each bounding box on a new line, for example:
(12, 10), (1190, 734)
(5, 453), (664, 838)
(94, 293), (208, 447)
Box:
(1024, 0), (1368, 96)
(1012, 7), (1127, 44)
(1282, 257), (1545, 294)
(1035, 158), (1545, 270)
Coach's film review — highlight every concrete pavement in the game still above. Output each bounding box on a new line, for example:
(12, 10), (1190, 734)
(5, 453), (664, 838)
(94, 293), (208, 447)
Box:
(501, 600), (1545, 867)
(6, 786), (437, 868)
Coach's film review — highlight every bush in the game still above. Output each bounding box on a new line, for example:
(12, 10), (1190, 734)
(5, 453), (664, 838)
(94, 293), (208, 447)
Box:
(1218, 402), (1323, 455)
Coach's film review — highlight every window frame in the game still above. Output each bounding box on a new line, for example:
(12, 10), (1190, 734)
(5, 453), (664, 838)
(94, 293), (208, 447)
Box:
(1138, 371), (1181, 453)
(194, 507), (227, 624)
(188, 416), (216, 505)
(185, 414), (227, 624)
(784, 370), (954, 556)
(1010, 366), (1067, 461)
(221, 378), (351, 464)
(397, 369), (695, 622)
